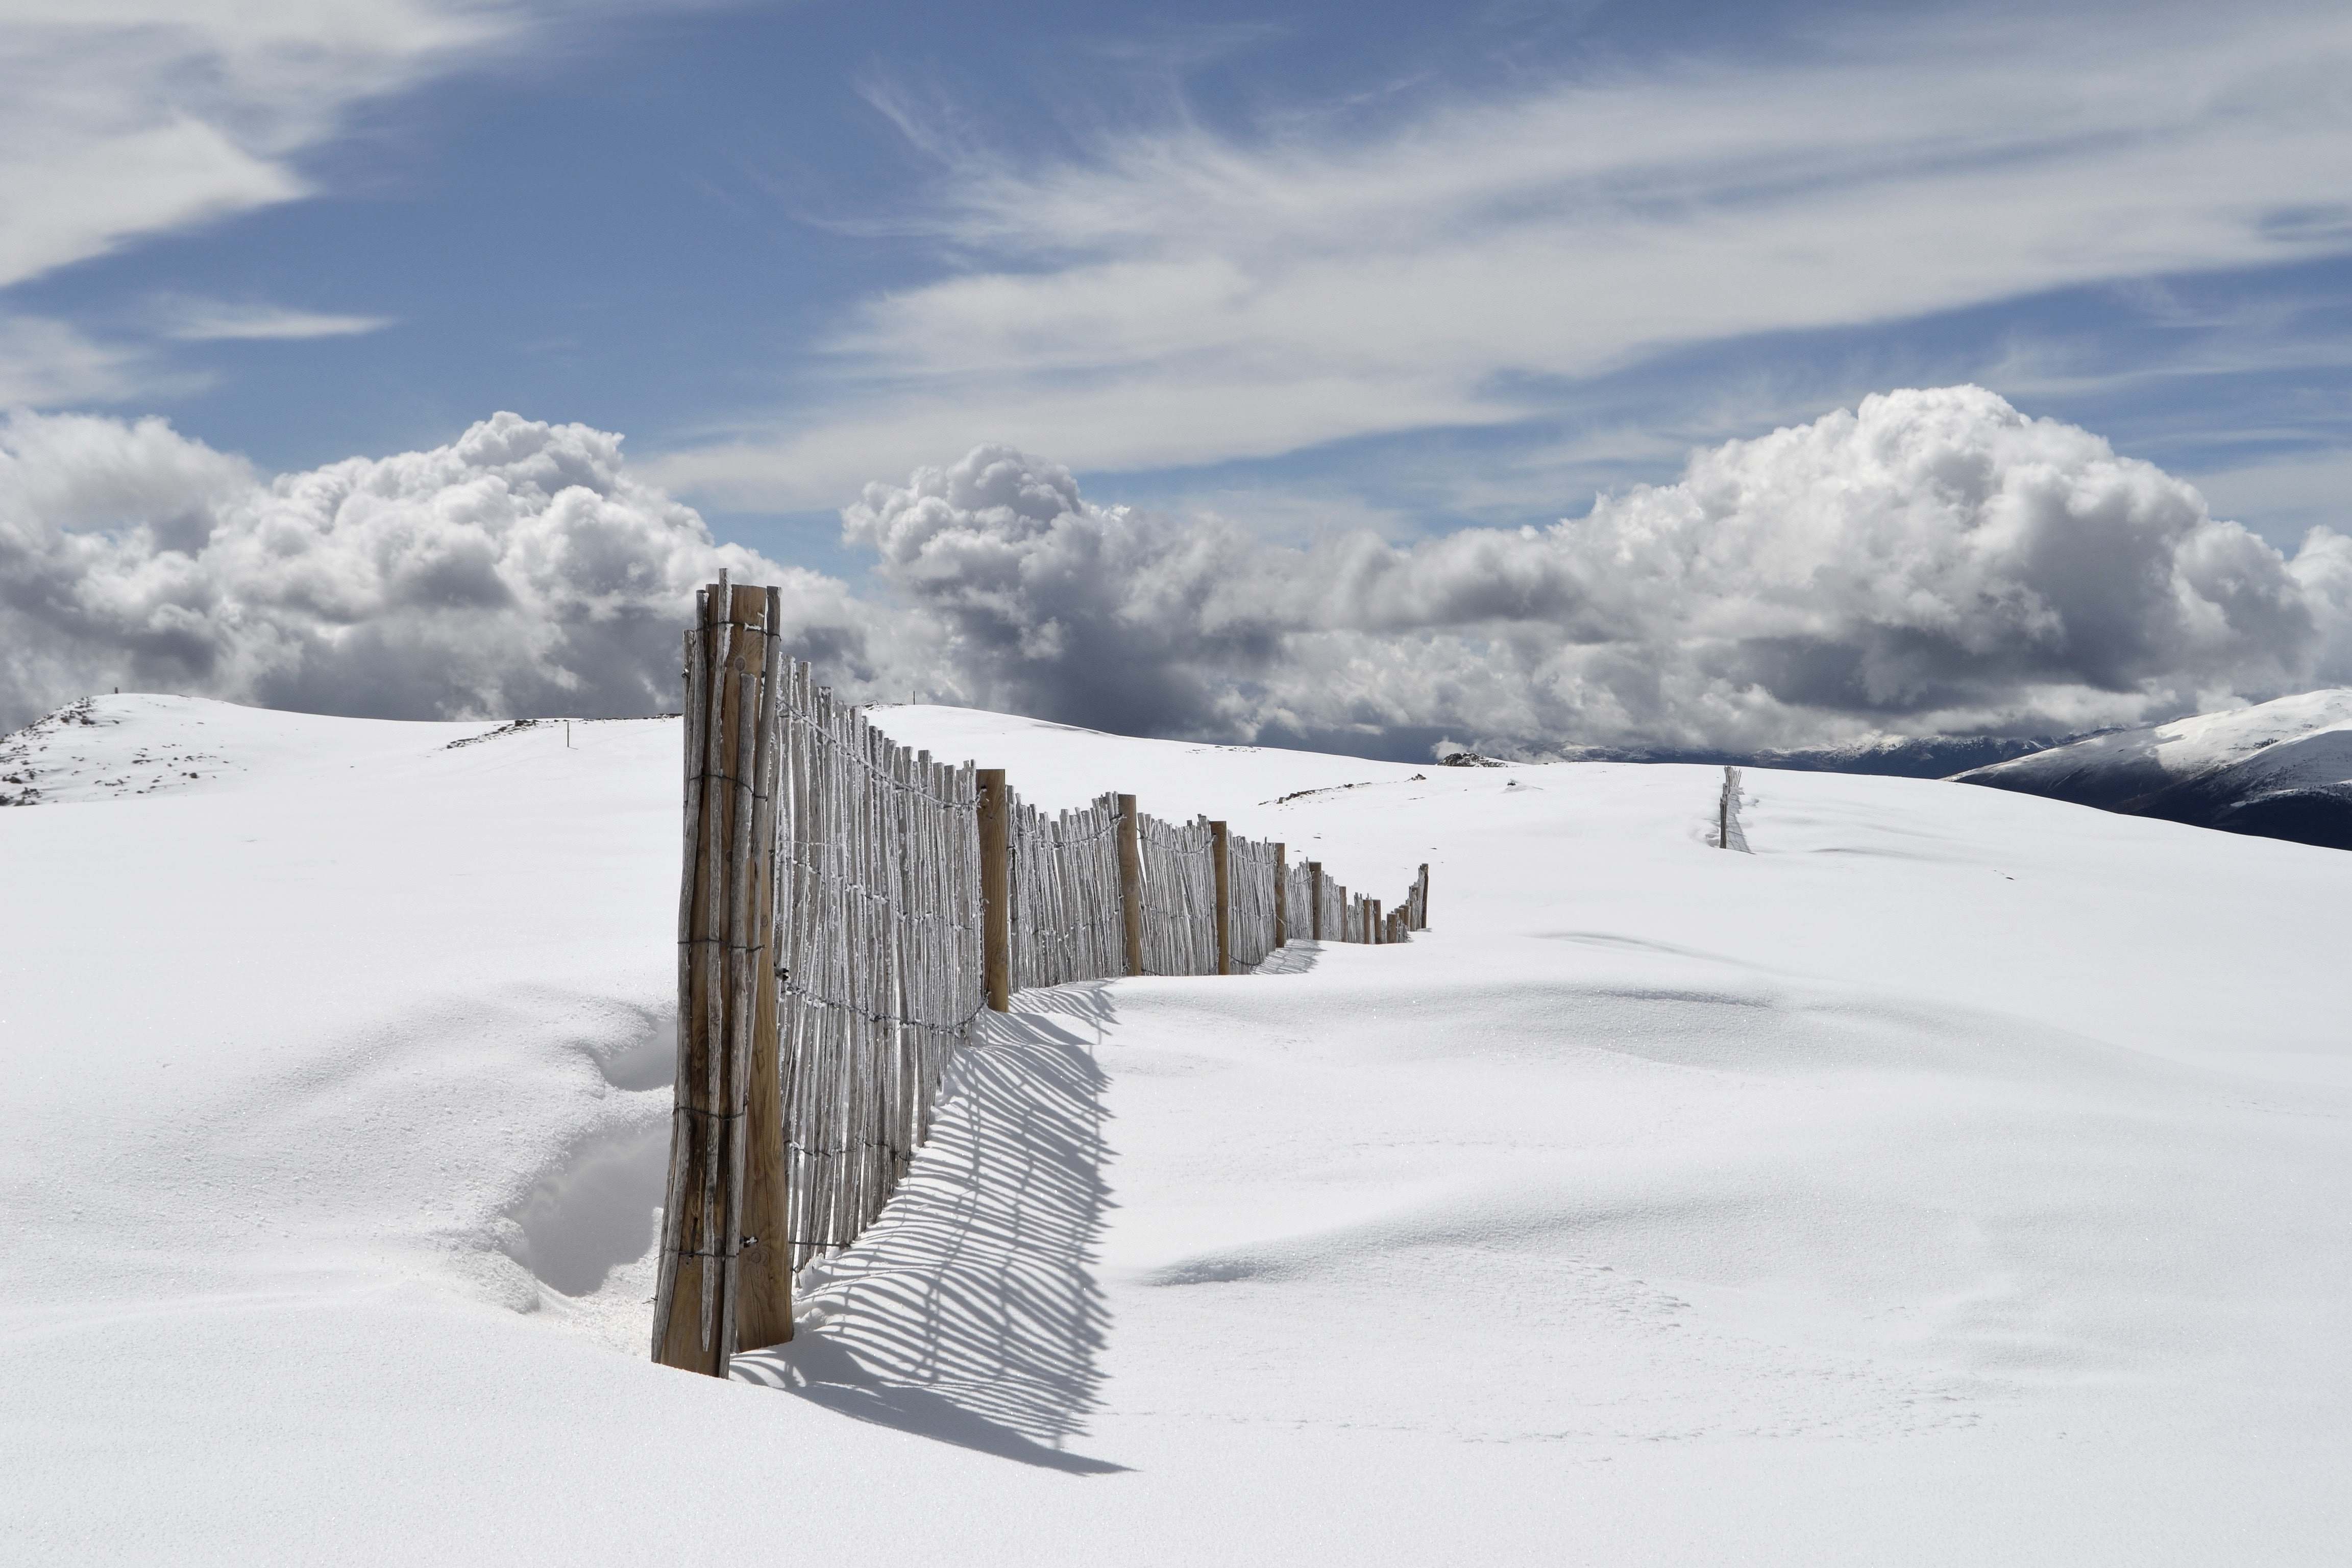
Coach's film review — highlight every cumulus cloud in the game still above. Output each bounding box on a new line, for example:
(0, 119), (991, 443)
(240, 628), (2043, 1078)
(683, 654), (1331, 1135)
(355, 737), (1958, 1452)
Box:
(846, 387), (2348, 754)
(0, 410), (910, 732)
(8, 386), (2348, 755)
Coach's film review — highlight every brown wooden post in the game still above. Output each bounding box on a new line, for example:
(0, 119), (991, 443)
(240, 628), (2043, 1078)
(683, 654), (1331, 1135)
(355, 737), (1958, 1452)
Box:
(1307, 860), (1323, 941)
(656, 578), (773, 1378)
(1272, 843), (1287, 946)
(1416, 863), (1430, 929)
(1116, 793), (1145, 976)
(1369, 898), (1382, 944)
(1209, 820), (1232, 975)
(978, 769), (1011, 1010)
(734, 585), (792, 1353)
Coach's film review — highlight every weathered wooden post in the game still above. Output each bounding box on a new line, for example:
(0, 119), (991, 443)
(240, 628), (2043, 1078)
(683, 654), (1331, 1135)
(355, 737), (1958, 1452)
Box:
(1209, 820), (1232, 975)
(1272, 843), (1287, 946)
(1415, 863), (1430, 929)
(1369, 897), (1382, 944)
(1116, 793), (1145, 976)
(735, 585), (792, 1353)
(655, 576), (782, 1378)
(978, 768), (1011, 1011)
(1307, 860), (1323, 941)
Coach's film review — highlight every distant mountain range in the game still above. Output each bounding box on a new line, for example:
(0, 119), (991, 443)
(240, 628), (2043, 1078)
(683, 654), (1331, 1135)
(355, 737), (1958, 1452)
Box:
(1551, 732), (2072, 779)
(1952, 690), (2352, 851)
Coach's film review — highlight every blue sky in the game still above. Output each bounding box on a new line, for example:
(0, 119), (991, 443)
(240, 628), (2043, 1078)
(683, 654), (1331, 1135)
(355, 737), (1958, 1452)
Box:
(8, 0), (2350, 583)
(11, 0), (2352, 761)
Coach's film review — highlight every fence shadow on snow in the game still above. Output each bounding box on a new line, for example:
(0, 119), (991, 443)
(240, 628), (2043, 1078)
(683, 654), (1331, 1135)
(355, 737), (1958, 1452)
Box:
(731, 984), (1124, 1475)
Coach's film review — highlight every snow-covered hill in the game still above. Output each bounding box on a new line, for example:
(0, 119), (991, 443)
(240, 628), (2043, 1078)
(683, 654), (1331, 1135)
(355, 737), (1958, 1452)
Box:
(4, 695), (2348, 1563)
(1560, 731), (2071, 779)
(1953, 689), (2352, 849)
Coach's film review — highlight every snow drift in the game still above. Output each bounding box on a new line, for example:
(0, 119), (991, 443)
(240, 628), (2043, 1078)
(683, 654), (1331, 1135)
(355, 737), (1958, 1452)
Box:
(2, 693), (2348, 1563)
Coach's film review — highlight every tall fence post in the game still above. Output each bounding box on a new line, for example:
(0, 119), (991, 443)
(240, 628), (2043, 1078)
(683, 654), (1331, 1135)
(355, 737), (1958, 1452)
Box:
(736, 584), (792, 1353)
(978, 769), (1012, 1011)
(1116, 792), (1145, 976)
(1209, 820), (1232, 975)
(1273, 842), (1288, 946)
(1369, 897), (1382, 944)
(1415, 863), (1430, 929)
(655, 577), (780, 1378)
(1307, 860), (1323, 941)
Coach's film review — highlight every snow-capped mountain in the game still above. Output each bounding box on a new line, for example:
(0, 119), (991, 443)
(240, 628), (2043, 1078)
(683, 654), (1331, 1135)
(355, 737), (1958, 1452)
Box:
(1952, 689), (2352, 850)
(1552, 732), (2073, 779)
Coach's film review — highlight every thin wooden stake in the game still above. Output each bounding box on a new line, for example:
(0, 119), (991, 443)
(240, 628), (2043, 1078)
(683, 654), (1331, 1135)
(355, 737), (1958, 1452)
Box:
(1273, 843), (1287, 947)
(737, 586), (792, 1352)
(1209, 820), (1232, 975)
(1116, 793), (1144, 976)
(978, 768), (1011, 1011)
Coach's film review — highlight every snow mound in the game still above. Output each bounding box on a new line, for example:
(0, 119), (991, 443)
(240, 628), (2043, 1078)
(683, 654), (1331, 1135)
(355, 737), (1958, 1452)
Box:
(0, 692), (511, 805)
(4, 694), (2348, 1562)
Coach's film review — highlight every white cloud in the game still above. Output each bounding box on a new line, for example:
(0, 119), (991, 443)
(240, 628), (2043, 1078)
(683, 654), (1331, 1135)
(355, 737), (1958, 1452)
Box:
(10, 388), (2349, 755)
(156, 299), (395, 342)
(842, 387), (2349, 753)
(653, 4), (2352, 508)
(2176, 448), (2352, 550)
(0, 408), (915, 732)
(0, 2), (520, 292)
(0, 315), (163, 405)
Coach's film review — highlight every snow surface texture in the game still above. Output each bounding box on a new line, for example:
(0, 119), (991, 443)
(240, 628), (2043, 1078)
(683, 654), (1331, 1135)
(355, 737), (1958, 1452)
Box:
(1956, 688), (2352, 850)
(4, 696), (2348, 1563)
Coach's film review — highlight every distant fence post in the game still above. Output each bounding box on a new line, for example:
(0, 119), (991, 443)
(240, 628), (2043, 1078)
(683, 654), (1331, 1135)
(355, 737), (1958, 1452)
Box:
(978, 768), (1011, 1010)
(1116, 793), (1145, 976)
(1273, 842), (1288, 946)
(1369, 897), (1382, 945)
(1210, 820), (1232, 975)
(1414, 863), (1429, 930)
(1307, 860), (1323, 940)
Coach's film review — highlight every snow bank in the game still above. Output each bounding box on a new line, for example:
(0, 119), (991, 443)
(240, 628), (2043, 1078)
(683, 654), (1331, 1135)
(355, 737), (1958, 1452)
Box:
(3, 694), (2347, 1562)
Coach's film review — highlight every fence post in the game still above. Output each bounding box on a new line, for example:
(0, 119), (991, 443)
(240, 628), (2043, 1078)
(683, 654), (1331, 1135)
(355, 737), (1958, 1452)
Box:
(978, 768), (1011, 1011)
(1415, 863), (1429, 929)
(1369, 897), (1382, 944)
(736, 584), (793, 1353)
(655, 577), (773, 1378)
(1307, 861), (1323, 941)
(1273, 843), (1287, 946)
(1209, 820), (1232, 975)
(1116, 793), (1145, 976)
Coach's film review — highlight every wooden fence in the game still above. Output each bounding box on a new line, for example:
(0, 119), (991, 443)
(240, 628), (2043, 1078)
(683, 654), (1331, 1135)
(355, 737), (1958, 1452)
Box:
(654, 577), (1432, 1377)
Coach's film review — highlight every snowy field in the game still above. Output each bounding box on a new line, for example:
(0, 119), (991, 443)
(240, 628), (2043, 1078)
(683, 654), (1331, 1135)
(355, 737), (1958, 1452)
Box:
(4, 695), (2348, 1563)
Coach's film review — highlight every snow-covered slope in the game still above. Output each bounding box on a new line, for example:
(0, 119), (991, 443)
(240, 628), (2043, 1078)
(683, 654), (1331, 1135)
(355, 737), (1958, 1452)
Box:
(1953, 689), (2352, 849)
(4, 695), (2348, 1564)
